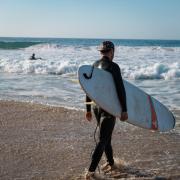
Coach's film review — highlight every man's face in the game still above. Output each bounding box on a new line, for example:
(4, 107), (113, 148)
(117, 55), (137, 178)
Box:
(100, 48), (114, 61)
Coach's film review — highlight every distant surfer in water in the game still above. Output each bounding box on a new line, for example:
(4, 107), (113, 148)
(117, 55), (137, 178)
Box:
(29, 53), (42, 60)
(85, 41), (128, 179)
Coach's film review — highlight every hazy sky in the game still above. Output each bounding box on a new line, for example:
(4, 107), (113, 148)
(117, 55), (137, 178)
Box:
(0, 0), (180, 39)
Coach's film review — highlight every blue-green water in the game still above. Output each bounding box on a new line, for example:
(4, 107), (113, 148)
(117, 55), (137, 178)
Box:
(1, 37), (180, 49)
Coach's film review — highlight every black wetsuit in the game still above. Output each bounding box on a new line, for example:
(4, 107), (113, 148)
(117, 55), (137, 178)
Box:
(86, 56), (127, 172)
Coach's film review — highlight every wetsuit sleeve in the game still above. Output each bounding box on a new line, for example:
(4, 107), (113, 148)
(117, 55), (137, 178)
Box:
(86, 95), (91, 112)
(112, 64), (127, 112)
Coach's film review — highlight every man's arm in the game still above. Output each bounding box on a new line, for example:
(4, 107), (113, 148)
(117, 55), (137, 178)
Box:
(112, 64), (127, 113)
(85, 61), (99, 121)
(85, 61), (98, 112)
(86, 95), (91, 112)
(85, 95), (92, 121)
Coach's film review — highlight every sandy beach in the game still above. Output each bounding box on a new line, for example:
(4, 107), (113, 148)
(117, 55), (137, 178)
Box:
(0, 100), (180, 180)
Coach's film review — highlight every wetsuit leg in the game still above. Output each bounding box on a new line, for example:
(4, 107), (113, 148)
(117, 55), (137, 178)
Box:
(105, 135), (114, 165)
(93, 106), (101, 124)
(88, 115), (116, 172)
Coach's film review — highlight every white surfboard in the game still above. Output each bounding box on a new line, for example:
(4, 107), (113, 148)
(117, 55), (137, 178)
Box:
(78, 65), (175, 132)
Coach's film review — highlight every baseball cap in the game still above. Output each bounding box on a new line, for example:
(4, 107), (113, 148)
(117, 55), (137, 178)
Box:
(98, 41), (115, 52)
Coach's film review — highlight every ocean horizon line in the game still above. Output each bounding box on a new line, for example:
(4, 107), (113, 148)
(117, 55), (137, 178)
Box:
(0, 36), (180, 41)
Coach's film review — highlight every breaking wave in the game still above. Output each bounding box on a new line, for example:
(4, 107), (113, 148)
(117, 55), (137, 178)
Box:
(129, 63), (180, 80)
(0, 42), (180, 79)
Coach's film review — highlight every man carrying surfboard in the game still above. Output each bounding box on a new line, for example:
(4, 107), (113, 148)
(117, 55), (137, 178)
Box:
(85, 41), (128, 179)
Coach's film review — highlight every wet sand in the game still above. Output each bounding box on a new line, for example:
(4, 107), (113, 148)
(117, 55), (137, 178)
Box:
(0, 100), (180, 180)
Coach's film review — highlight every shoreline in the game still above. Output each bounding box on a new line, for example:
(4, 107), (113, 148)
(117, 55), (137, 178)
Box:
(0, 100), (180, 179)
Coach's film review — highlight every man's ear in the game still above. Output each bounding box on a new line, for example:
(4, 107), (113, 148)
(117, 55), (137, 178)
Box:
(111, 49), (114, 57)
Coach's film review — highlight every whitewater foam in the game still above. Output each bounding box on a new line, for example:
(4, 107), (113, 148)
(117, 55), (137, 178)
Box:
(130, 63), (180, 80)
(0, 44), (180, 80)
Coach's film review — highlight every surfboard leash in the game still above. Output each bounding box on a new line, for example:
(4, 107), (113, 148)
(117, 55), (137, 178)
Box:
(83, 66), (94, 79)
(90, 119), (101, 174)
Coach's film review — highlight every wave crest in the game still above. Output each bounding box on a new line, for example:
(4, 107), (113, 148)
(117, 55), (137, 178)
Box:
(25, 43), (62, 51)
(130, 63), (180, 80)
(0, 41), (41, 50)
(0, 59), (78, 75)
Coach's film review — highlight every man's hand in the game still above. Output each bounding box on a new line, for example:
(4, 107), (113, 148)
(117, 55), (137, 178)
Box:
(120, 112), (128, 121)
(86, 112), (92, 122)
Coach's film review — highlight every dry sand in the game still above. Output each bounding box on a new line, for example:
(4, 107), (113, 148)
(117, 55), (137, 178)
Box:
(0, 100), (180, 180)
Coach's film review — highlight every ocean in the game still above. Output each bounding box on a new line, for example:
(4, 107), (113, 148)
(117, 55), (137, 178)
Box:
(0, 37), (179, 114)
